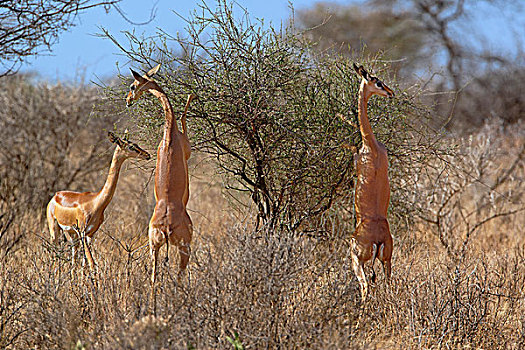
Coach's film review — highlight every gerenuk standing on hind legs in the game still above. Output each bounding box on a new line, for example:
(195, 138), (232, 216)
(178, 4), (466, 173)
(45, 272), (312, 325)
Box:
(350, 63), (395, 303)
(125, 64), (195, 314)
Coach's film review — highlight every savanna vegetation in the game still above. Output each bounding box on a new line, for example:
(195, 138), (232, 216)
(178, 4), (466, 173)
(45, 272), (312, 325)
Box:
(1, 0), (524, 349)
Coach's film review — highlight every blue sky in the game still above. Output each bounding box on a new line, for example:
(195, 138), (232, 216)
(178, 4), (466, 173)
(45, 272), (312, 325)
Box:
(20, 0), (523, 82)
(20, 0), (323, 82)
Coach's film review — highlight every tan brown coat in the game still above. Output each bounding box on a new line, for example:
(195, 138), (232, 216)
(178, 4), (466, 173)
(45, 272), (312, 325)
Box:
(47, 132), (150, 270)
(126, 65), (195, 310)
(350, 64), (394, 302)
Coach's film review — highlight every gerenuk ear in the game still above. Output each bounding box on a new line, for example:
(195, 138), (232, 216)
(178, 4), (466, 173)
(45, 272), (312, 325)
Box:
(130, 68), (146, 83)
(353, 63), (371, 82)
(108, 131), (125, 148)
(146, 64), (161, 78)
(353, 63), (361, 76)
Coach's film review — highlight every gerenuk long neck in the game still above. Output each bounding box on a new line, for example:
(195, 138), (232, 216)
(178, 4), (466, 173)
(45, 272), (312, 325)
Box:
(148, 86), (178, 141)
(96, 148), (125, 211)
(357, 84), (377, 147)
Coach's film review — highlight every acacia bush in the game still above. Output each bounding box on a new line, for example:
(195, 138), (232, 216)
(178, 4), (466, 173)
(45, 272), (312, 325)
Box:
(101, 0), (444, 235)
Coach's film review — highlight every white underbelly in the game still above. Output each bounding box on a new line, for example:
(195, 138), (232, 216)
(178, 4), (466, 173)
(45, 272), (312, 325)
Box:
(58, 223), (74, 231)
(58, 223), (95, 234)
